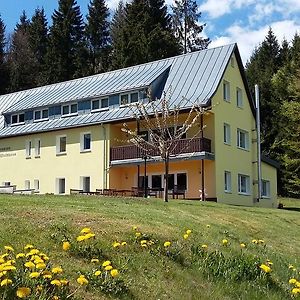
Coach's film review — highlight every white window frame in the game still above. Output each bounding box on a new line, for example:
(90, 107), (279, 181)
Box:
(56, 178), (66, 195)
(224, 171), (232, 193)
(56, 135), (67, 155)
(11, 113), (25, 125)
(237, 129), (249, 150)
(25, 140), (32, 158)
(223, 81), (230, 102)
(120, 92), (140, 106)
(262, 180), (270, 198)
(238, 174), (250, 195)
(91, 97), (109, 112)
(35, 139), (41, 157)
(236, 88), (243, 108)
(80, 132), (91, 152)
(25, 180), (30, 190)
(223, 123), (231, 145)
(34, 179), (40, 192)
(61, 103), (78, 117)
(34, 109), (49, 122)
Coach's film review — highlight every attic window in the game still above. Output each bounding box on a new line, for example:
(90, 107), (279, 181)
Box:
(62, 103), (78, 116)
(231, 57), (235, 67)
(120, 92), (140, 106)
(11, 113), (25, 124)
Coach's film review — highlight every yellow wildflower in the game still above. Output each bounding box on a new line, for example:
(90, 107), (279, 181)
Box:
(296, 281), (300, 288)
(260, 264), (271, 273)
(258, 239), (265, 244)
(52, 266), (63, 274)
(50, 279), (61, 286)
(132, 226), (138, 231)
(186, 229), (192, 235)
(206, 224), (211, 228)
(111, 269), (119, 277)
(102, 261), (111, 267)
(94, 270), (101, 276)
(16, 287), (31, 298)
(1, 278), (12, 286)
(34, 257), (44, 264)
(141, 244), (147, 248)
(24, 244), (34, 250)
(164, 241), (171, 247)
(91, 258), (99, 263)
(0, 258), (4, 264)
(289, 264), (294, 269)
(289, 278), (297, 284)
(53, 296), (59, 300)
(140, 240), (147, 245)
(113, 242), (121, 248)
(24, 261), (35, 269)
(222, 239), (228, 246)
(4, 246), (14, 252)
(201, 244), (208, 250)
(77, 275), (88, 285)
(2, 265), (16, 271)
(36, 285), (43, 292)
(36, 263), (46, 270)
(135, 232), (141, 237)
(16, 253), (26, 259)
(183, 234), (189, 239)
(60, 279), (69, 285)
(62, 241), (70, 251)
(29, 272), (40, 279)
(1, 253), (8, 259)
(77, 235), (87, 242)
(292, 288), (300, 295)
(43, 274), (52, 280)
(252, 239), (258, 244)
(105, 265), (113, 271)
(0, 272), (6, 278)
(240, 243), (246, 248)
(121, 242), (127, 246)
(85, 233), (95, 239)
(80, 227), (91, 234)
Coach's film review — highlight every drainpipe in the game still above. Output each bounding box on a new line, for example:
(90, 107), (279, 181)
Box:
(102, 124), (107, 189)
(200, 114), (205, 201)
(255, 85), (262, 201)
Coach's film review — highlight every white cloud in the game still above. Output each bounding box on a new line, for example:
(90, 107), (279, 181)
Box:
(209, 20), (300, 64)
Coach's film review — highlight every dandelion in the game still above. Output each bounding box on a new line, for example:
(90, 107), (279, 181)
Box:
(53, 296), (59, 300)
(252, 239), (258, 244)
(206, 225), (210, 228)
(201, 244), (208, 250)
(2, 265), (16, 271)
(80, 227), (91, 234)
(292, 288), (300, 295)
(240, 243), (246, 248)
(29, 272), (40, 279)
(77, 235), (87, 242)
(183, 234), (189, 240)
(296, 281), (300, 288)
(259, 264), (271, 273)
(111, 269), (119, 277)
(258, 239), (265, 244)
(77, 275), (88, 285)
(164, 241), (171, 247)
(60, 279), (69, 285)
(222, 239), (228, 246)
(4, 245), (14, 252)
(1, 278), (12, 286)
(28, 249), (39, 256)
(62, 241), (70, 251)
(52, 266), (63, 274)
(24, 261), (35, 269)
(289, 264), (295, 269)
(102, 260), (111, 267)
(135, 232), (141, 238)
(132, 226), (138, 231)
(121, 242), (127, 246)
(1, 253), (8, 259)
(43, 274), (52, 280)
(140, 240), (147, 245)
(94, 270), (101, 276)
(51, 279), (61, 287)
(113, 242), (121, 248)
(91, 258), (99, 263)
(289, 278), (297, 284)
(36, 263), (46, 270)
(105, 265), (113, 271)
(24, 244), (34, 250)
(16, 287), (31, 298)
(186, 229), (192, 235)
(16, 253), (25, 259)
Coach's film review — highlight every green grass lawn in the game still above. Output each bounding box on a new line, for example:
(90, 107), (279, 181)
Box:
(0, 195), (299, 300)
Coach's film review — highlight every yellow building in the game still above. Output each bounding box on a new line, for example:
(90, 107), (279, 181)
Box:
(0, 44), (278, 207)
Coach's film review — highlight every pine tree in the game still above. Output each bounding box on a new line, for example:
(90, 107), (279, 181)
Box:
(0, 15), (8, 95)
(47, 0), (86, 83)
(172, 0), (210, 53)
(7, 11), (37, 92)
(86, 0), (110, 74)
(29, 8), (49, 86)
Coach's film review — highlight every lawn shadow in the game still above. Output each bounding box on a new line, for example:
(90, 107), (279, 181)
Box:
(282, 207), (300, 212)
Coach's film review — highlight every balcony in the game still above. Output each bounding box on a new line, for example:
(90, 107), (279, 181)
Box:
(110, 137), (211, 161)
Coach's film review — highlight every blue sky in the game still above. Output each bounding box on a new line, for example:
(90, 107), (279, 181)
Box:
(0, 0), (299, 63)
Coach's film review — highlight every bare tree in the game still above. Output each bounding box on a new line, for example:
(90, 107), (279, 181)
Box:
(122, 91), (206, 202)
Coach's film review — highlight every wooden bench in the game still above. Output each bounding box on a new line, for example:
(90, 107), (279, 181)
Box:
(70, 189), (83, 194)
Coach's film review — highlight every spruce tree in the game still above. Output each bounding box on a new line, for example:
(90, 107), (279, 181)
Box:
(0, 15), (8, 94)
(29, 8), (49, 86)
(86, 0), (110, 74)
(47, 0), (85, 83)
(172, 0), (210, 53)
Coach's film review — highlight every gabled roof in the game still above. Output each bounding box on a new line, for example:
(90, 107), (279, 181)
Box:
(0, 43), (253, 138)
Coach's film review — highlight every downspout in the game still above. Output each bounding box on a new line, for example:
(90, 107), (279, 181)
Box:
(102, 124), (107, 189)
(201, 114), (205, 201)
(255, 85), (262, 201)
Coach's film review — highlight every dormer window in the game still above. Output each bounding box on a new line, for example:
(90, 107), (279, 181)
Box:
(91, 98), (109, 111)
(120, 92), (140, 106)
(62, 103), (77, 116)
(120, 94), (129, 106)
(11, 113), (25, 124)
(34, 109), (49, 121)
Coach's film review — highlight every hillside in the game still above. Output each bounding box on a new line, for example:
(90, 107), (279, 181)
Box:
(0, 195), (299, 300)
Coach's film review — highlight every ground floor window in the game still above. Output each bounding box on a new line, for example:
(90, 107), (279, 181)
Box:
(81, 176), (91, 192)
(25, 180), (30, 190)
(262, 180), (270, 198)
(145, 172), (187, 190)
(152, 175), (162, 189)
(138, 176), (148, 188)
(57, 178), (66, 194)
(224, 171), (231, 193)
(238, 174), (250, 195)
(34, 179), (39, 192)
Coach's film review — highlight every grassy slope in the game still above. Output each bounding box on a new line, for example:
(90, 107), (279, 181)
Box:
(0, 195), (299, 300)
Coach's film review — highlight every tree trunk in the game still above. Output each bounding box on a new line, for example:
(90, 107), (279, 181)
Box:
(163, 157), (169, 202)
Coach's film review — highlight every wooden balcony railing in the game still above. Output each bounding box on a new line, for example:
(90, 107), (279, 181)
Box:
(110, 137), (211, 161)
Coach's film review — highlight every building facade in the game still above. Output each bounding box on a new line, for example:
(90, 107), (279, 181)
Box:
(0, 44), (278, 207)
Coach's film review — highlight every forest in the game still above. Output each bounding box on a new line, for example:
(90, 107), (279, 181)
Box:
(0, 0), (299, 198)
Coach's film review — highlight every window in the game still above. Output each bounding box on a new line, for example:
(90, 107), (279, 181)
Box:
(42, 109), (48, 119)
(2, 182), (11, 187)
(168, 174), (175, 190)
(120, 94), (129, 105)
(56, 136), (66, 154)
(91, 98), (109, 111)
(152, 175), (162, 189)
(237, 129), (249, 150)
(34, 111), (41, 120)
(224, 123), (231, 144)
(81, 176), (90, 192)
(224, 171), (231, 192)
(25, 180), (30, 190)
(223, 81), (230, 102)
(25, 141), (32, 158)
(130, 92), (138, 103)
(138, 176), (148, 188)
(236, 88), (243, 108)
(92, 99), (100, 110)
(62, 105), (69, 115)
(11, 113), (25, 124)
(120, 93), (140, 106)
(177, 173), (187, 190)
(238, 174), (250, 195)
(62, 104), (77, 116)
(34, 179), (40, 192)
(80, 133), (91, 152)
(262, 180), (270, 198)
(35, 139), (41, 157)
(70, 104), (77, 114)
(57, 178), (66, 194)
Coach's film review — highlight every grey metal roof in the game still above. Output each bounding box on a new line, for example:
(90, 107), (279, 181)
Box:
(0, 43), (239, 138)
